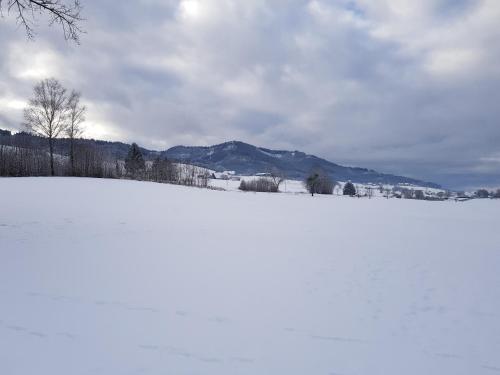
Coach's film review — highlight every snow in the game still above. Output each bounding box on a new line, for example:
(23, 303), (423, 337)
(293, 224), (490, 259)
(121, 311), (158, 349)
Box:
(258, 149), (283, 158)
(223, 143), (237, 151)
(1, 177), (499, 375)
(208, 177), (447, 198)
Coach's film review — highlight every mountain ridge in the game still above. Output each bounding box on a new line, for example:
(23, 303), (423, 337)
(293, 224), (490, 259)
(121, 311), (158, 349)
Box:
(0, 129), (440, 188)
(163, 140), (441, 188)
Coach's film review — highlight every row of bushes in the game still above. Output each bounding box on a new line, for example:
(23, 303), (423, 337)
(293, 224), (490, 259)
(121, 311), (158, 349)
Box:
(239, 178), (279, 192)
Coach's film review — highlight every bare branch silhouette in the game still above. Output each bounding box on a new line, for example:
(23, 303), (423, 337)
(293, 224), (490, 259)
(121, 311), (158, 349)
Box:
(0, 0), (84, 42)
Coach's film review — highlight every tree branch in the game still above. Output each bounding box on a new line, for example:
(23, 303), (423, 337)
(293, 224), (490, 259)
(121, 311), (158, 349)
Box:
(1, 0), (85, 43)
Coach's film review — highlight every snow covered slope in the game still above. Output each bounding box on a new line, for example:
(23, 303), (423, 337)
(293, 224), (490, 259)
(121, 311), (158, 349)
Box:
(1, 178), (499, 375)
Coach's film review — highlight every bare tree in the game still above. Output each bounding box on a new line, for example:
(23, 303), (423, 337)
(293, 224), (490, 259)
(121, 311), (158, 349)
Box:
(269, 169), (285, 192)
(150, 157), (178, 183)
(66, 90), (85, 175)
(24, 78), (69, 176)
(0, 0), (84, 42)
(414, 190), (425, 200)
(239, 178), (279, 193)
(72, 143), (105, 177)
(384, 187), (391, 199)
(366, 186), (374, 199)
(305, 168), (335, 196)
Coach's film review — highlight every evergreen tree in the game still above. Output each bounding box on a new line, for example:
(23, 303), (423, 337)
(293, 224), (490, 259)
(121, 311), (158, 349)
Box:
(343, 181), (356, 196)
(125, 143), (145, 178)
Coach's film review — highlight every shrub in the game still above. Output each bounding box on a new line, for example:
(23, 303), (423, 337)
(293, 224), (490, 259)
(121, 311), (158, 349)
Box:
(493, 189), (500, 199)
(476, 189), (490, 198)
(239, 178), (279, 192)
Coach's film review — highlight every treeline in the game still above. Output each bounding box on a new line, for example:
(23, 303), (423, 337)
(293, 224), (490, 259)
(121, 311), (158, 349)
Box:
(0, 77), (211, 188)
(0, 130), (116, 178)
(0, 132), (211, 187)
(475, 189), (500, 199)
(123, 143), (211, 187)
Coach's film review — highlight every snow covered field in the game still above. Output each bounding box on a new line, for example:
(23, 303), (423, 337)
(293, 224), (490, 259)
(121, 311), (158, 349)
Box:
(1, 177), (499, 375)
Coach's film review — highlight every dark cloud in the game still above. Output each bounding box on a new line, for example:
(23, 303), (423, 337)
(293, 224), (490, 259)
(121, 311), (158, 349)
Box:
(0, 0), (499, 189)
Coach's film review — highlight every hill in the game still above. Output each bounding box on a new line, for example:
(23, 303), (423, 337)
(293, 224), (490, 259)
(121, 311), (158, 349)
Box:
(164, 141), (440, 187)
(0, 129), (440, 187)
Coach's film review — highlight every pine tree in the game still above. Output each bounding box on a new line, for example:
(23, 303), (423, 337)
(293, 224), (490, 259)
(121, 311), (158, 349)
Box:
(125, 143), (145, 178)
(343, 181), (356, 196)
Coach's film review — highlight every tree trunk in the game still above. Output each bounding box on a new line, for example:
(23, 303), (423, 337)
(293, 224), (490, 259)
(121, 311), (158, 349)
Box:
(70, 138), (74, 176)
(49, 137), (55, 176)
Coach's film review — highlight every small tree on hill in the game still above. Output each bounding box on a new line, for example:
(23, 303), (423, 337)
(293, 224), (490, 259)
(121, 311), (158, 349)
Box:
(125, 143), (145, 178)
(343, 181), (356, 196)
(24, 78), (69, 176)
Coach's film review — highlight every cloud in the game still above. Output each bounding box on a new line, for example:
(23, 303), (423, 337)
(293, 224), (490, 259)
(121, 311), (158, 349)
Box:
(0, 0), (499, 189)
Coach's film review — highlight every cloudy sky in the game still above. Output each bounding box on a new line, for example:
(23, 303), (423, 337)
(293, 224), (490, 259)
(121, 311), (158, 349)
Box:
(1, 0), (499, 189)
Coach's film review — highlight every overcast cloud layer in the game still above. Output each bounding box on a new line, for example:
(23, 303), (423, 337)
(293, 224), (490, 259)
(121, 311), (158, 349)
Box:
(1, 0), (499, 189)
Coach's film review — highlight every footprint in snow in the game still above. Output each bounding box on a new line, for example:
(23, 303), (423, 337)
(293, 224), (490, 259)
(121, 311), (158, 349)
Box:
(29, 331), (47, 338)
(434, 353), (462, 360)
(482, 365), (500, 372)
(125, 306), (159, 313)
(210, 316), (230, 324)
(231, 357), (255, 364)
(7, 325), (26, 332)
(57, 332), (77, 339)
(138, 344), (159, 351)
(310, 334), (367, 343)
(198, 357), (223, 363)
